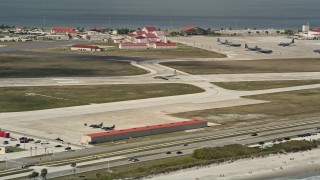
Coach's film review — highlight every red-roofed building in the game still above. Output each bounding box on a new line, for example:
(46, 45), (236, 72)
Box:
(308, 28), (320, 39)
(153, 42), (177, 49)
(133, 30), (147, 36)
(134, 36), (148, 43)
(90, 28), (107, 32)
(181, 26), (207, 35)
(153, 31), (166, 42)
(182, 26), (198, 32)
(142, 26), (158, 33)
(119, 43), (148, 49)
(127, 33), (137, 37)
(71, 44), (104, 51)
(81, 120), (207, 144)
(51, 27), (77, 34)
(16, 26), (26, 33)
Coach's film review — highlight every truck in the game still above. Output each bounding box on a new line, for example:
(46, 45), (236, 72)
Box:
(0, 131), (10, 138)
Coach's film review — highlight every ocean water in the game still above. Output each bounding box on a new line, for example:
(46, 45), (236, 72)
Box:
(0, 0), (319, 29)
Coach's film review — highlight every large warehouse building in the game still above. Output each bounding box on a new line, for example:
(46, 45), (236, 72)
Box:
(81, 120), (208, 144)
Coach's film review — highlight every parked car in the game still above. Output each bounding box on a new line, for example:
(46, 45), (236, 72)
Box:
(41, 141), (49, 145)
(65, 147), (71, 150)
(3, 141), (9, 145)
(20, 140), (29, 143)
(55, 145), (62, 148)
(10, 138), (17, 141)
(166, 151), (171, 154)
(251, 133), (258, 136)
(183, 143), (188, 146)
(55, 138), (64, 142)
(19, 137), (27, 141)
(176, 151), (183, 154)
(35, 140), (41, 143)
(15, 144), (20, 147)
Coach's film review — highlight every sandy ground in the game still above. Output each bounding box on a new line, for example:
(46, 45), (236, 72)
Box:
(149, 136), (320, 180)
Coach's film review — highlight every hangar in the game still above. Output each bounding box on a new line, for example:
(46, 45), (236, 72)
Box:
(81, 120), (208, 144)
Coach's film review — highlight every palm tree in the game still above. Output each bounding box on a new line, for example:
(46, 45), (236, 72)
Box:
(96, 172), (101, 179)
(71, 163), (77, 177)
(41, 168), (48, 180)
(34, 172), (39, 180)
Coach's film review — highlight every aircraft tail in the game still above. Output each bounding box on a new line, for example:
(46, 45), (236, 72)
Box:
(291, 39), (295, 44)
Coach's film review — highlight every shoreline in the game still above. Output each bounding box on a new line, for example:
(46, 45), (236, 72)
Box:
(148, 147), (320, 180)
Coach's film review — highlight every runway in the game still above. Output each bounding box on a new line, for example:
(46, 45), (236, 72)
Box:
(1, 37), (320, 145)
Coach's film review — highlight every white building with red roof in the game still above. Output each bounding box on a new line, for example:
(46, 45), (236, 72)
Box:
(16, 26), (26, 33)
(142, 33), (159, 42)
(308, 28), (320, 39)
(152, 31), (166, 42)
(51, 27), (77, 34)
(70, 44), (104, 51)
(133, 30), (147, 36)
(142, 26), (158, 33)
(81, 120), (207, 144)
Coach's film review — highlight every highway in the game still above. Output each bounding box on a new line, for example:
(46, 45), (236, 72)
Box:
(1, 116), (320, 179)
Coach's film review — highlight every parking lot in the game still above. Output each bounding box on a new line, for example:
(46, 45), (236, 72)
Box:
(0, 132), (81, 160)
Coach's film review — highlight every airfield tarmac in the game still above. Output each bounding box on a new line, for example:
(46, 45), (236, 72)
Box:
(0, 36), (320, 145)
(169, 36), (320, 59)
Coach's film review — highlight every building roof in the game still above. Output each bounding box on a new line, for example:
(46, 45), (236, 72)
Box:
(143, 33), (158, 38)
(144, 26), (158, 32)
(85, 120), (207, 137)
(90, 28), (106, 31)
(182, 26), (198, 32)
(71, 44), (100, 49)
(134, 30), (147, 36)
(310, 28), (320, 33)
(135, 36), (146, 39)
(16, 26), (26, 30)
(127, 33), (137, 37)
(155, 42), (177, 46)
(52, 26), (77, 34)
(120, 43), (148, 47)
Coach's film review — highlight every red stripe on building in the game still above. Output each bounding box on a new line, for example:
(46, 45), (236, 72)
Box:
(86, 119), (207, 137)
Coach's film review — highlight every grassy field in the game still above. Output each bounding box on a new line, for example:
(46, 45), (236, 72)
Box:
(213, 80), (320, 91)
(172, 88), (320, 125)
(0, 84), (203, 112)
(34, 42), (227, 59)
(161, 59), (320, 74)
(0, 54), (147, 78)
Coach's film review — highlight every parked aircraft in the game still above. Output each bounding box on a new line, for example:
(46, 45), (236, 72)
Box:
(89, 122), (103, 128)
(278, 39), (295, 47)
(314, 49), (320, 53)
(102, 125), (115, 131)
(153, 70), (177, 80)
(258, 48), (273, 54)
(245, 44), (261, 51)
(217, 38), (241, 47)
(217, 38), (230, 45)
